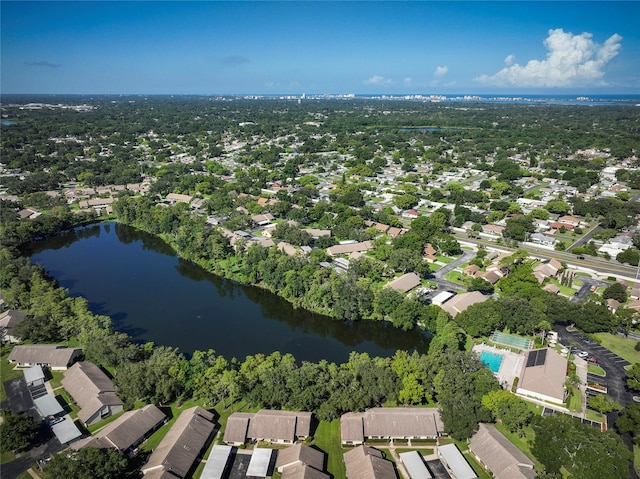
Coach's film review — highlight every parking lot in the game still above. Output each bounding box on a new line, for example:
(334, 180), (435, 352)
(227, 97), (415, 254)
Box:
(557, 328), (634, 411)
(2, 377), (35, 415)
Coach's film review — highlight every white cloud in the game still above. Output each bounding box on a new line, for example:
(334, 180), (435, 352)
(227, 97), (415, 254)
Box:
(476, 29), (622, 87)
(403, 77), (413, 86)
(504, 54), (515, 66)
(363, 75), (394, 86)
(265, 81), (280, 88)
(434, 66), (448, 77)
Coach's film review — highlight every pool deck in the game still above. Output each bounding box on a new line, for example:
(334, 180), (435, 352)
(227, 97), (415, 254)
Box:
(473, 343), (523, 391)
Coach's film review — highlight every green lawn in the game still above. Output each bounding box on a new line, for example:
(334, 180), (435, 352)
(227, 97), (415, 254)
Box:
(634, 444), (640, 477)
(87, 410), (124, 434)
(585, 409), (606, 423)
(1, 450), (16, 465)
(313, 420), (346, 479)
(493, 423), (542, 469)
(465, 452), (493, 479)
(379, 448), (396, 463)
(0, 346), (24, 402)
(593, 333), (640, 364)
(444, 271), (467, 287)
(587, 364), (606, 376)
(435, 254), (454, 264)
(549, 279), (577, 297)
(140, 399), (205, 453)
(566, 387), (582, 412)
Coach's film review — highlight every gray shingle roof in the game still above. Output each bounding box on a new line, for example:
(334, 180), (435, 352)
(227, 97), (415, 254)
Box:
(8, 344), (82, 369)
(72, 404), (165, 452)
(275, 443), (325, 471)
(341, 408), (443, 443)
(61, 362), (123, 424)
(469, 423), (536, 479)
(142, 406), (216, 478)
(344, 446), (397, 479)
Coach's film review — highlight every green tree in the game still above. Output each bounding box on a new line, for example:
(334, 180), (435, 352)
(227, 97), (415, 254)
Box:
(617, 402), (640, 445)
(587, 394), (621, 414)
(603, 282), (629, 303)
(0, 410), (37, 453)
(44, 447), (140, 479)
(481, 389), (532, 433)
(626, 363), (640, 391)
(468, 277), (494, 294)
(434, 350), (499, 440)
(532, 414), (631, 479)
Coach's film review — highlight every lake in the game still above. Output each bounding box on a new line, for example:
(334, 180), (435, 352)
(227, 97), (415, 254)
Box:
(27, 223), (430, 363)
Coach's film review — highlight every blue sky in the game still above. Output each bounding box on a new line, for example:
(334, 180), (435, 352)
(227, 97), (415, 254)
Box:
(2, 1), (639, 95)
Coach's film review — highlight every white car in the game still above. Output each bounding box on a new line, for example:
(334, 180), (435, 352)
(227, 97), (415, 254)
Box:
(576, 351), (589, 359)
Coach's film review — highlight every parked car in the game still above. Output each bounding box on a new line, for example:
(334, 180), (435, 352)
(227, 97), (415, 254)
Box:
(576, 351), (589, 359)
(587, 357), (598, 363)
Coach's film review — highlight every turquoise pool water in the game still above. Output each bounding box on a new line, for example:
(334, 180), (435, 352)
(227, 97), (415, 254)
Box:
(480, 351), (504, 373)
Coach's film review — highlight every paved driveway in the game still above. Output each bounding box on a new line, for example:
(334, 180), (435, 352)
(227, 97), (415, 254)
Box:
(557, 328), (632, 408)
(426, 459), (452, 479)
(2, 377), (34, 415)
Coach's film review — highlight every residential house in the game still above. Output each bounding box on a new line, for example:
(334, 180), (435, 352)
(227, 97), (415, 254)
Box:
(549, 221), (574, 231)
(598, 235), (633, 257)
(166, 193), (193, 204)
(277, 242), (299, 256)
(8, 345), (82, 370)
(607, 298), (620, 313)
(343, 446), (397, 479)
(340, 408), (443, 445)
(439, 292), (489, 318)
(275, 443), (329, 479)
(529, 233), (555, 247)
(423, 243), (437, 262)
(463, 264), (481, 277)
(385, 273), (422, 294)
(142, 406), (216, 479)
(304, 228), (331, 239)
(402, 209), (420, 219)
(558, 215), (580, 227)
(469, 423), (536, 479)
(61, 362), (124, 426)
(17, 208), (41, 220)
(386, 227), (406, 237)
(0, 310), (26, 343)
(481, 224), (504, 236)
(252, 213), (275, 226)
(516, 349), (567, 405)
(72, 404), (166, 454)
(327, 241), (373, 256)
(224, 410), (312, 445)
(478, 271), (501, 285)
(543, 284), (560, 295)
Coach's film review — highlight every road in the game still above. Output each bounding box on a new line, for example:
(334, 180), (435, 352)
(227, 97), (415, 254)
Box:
(454, 233), (640, 279)
(556, 327), (639, 479)
(423, 250), (476, 301)
(557, 328), (632, 408)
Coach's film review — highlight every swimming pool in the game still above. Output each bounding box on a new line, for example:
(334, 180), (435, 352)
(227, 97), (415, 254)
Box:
(480, 351), (504, 373)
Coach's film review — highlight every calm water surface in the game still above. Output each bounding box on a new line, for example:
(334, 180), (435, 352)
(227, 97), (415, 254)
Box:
(27, 223), (430, 363)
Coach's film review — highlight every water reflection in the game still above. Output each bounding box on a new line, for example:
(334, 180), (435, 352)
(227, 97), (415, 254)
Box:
(29, 223), (430, 362)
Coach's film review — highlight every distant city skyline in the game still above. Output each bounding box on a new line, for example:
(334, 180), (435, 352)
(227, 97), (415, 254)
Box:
(2, 1), (639, 95)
